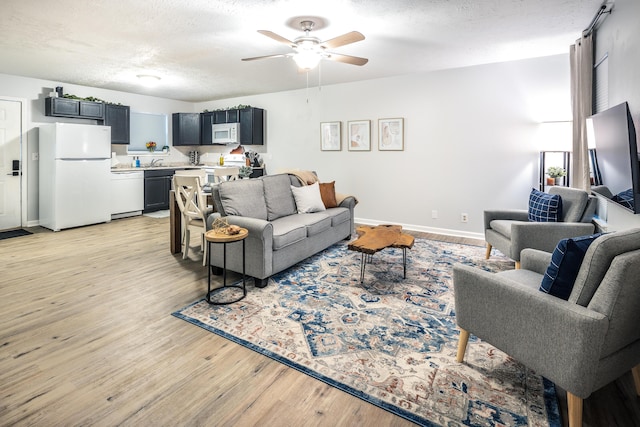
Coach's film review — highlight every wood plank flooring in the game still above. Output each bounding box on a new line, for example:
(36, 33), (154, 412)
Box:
(0, 216), (638, 426)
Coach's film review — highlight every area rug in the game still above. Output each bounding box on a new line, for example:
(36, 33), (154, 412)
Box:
(173, 239), (560, 427)
(0, 228), (32, 240)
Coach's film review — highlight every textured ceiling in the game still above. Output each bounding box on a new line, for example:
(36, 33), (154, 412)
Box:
(0, 0), (604, 102)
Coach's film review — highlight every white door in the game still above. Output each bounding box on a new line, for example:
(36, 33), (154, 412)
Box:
(0, 99), (22, 230)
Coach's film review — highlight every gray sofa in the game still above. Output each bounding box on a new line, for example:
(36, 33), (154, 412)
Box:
(206, 173), (357, 287)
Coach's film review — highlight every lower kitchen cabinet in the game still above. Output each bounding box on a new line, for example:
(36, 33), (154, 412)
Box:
(144, 169), (174, 212)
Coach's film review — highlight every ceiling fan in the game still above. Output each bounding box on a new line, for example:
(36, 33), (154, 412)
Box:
(242, 20), (368, 70)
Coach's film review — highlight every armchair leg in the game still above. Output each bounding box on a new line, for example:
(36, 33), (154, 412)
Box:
(632, 364), (640, 396)
(456, 328), (470, 363)
(485, 243), (492, 259)
(566, 392), (583, 427)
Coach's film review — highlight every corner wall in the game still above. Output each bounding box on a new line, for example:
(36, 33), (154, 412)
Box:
(592, 0), (640, 230)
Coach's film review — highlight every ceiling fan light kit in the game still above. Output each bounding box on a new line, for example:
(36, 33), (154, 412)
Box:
(242, 19), (368, 71)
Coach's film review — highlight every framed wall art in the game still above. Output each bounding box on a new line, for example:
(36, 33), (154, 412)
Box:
(320, 121), (341, 151)
(347, 120), (371, 151)
(378, 118), (404, 151)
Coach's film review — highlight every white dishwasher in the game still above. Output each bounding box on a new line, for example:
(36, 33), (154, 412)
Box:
(110, 171), (144, 219)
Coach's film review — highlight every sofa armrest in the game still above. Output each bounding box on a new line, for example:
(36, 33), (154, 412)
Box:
(338, 195), (357, 209)
(510, 221), (595, 255)
(484, 209), (529, 230)
(520, 248), (552, 275)
(453, 264), (608, 397)
(206, 213), (275, 278)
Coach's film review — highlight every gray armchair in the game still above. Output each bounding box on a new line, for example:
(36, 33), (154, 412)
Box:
(453, 228), (640, 427)
(484, 186), (596, 268)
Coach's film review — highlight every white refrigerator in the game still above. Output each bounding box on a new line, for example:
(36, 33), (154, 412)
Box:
(39, 123), (112, 231)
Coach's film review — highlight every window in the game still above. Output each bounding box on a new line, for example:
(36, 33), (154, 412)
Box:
(128, 112), (168, 153)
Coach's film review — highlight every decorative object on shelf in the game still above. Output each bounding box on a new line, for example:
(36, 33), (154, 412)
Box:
(162, 145), (169, 153)
(238, 166), (253, 179)
(547, 166), (567, 184)
(145, 141), (157, 152)
(347, 120), (371, 151)
(378, 118), (404, 151)
(320, 121), (341, 151)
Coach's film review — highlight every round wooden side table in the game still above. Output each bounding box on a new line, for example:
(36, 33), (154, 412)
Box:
(205, 227), (248, 305)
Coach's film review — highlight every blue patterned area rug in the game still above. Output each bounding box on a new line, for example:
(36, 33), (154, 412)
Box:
(173, 239), (560, 427)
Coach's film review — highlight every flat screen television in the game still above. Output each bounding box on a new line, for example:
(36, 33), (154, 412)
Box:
(587, 102), (640, 213)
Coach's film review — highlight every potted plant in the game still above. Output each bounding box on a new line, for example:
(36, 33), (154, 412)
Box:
(547, 166), (566, 185)
(238, 165), (253, 179)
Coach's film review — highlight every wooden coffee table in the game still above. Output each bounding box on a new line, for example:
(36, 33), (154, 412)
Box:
(348, 224), (415, 283)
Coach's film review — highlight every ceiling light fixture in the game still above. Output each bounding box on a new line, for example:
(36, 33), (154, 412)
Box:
(292, 39), (324, 70)
(293, 51), (323, 71)
(136, 74), (161, 86)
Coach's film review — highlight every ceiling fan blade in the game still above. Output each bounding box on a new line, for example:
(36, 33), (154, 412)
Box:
(241, 53), (290, 62)
(326, 52), (369, 66)
(257, 30), (295, 47)
(321, 31), (365, 49)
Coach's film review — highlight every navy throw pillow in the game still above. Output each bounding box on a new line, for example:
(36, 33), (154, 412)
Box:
(539, 233), (602, 300)
(528, 188), (562, 222)
(612, 188), (634, 210)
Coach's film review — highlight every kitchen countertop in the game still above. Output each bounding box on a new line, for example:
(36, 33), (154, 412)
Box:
(111, 164), (264, 172)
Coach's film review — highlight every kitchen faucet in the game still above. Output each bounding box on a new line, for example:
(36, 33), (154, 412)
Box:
(149, 158), (163, 167)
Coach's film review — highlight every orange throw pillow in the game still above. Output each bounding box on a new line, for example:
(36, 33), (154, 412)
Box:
(319, 181), (338, 208)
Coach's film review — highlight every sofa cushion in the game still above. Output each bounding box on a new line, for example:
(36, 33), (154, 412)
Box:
(262, 174), (297, 221)
(327, 207), (350, 227)
(291, 182), (326, 213)
(218, 179), (268, 220)
(319, 181), (338, 208)
(528, 188), (562, 222)
(539, 233), (602, 300)
(303, 213), (333, 236)
(271, 217), (308, 250)
(548, 186), (589, 222)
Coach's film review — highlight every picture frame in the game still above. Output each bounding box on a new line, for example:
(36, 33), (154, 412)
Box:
(378, 118), (404, 151)
(320, 121), (341, 151)
(347, 120), (371, 151)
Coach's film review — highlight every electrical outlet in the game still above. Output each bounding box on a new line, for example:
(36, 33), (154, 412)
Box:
(32, 152), (39, 161)
(461, 213), (469, 223)
(431, 210), (438, 219)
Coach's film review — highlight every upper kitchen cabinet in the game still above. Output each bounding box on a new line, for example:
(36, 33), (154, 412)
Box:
(172, 113), (201, 146)
(103, 104), (130, 144)
(201, 112), (213, 146)
(45, 97), (104, 119)
(239, 107), (264, 145)
(212, 109), (239, 124)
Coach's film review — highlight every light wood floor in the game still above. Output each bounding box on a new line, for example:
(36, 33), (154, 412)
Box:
(0, 217), (638, 426)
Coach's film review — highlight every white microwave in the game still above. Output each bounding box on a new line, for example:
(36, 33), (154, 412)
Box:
(212, 122), (240, 144)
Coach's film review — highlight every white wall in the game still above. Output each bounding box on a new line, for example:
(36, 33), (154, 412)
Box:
(198, 54), (571, 238)
(1, 54), (572, 235)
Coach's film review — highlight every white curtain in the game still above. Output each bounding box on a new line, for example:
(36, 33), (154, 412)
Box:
(569, 35), (593, 191)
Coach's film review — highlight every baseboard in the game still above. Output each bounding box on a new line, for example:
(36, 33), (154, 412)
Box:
(354, 217), (484, 241)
